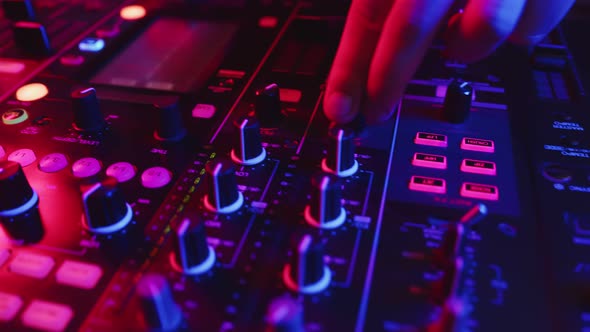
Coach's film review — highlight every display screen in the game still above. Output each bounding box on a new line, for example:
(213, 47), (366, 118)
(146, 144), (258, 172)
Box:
(92, 18), (238, 93)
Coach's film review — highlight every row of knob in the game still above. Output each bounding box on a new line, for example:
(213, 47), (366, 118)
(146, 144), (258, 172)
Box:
(135, 202), (486, 332)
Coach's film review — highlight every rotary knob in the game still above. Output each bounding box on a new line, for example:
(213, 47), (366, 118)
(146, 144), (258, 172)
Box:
(231, 116), (266, 165)
(283, 234), (331, 294)
(304, 173), (346, 229)
(154, 99), (186, 142)
(443, 80), (473, 124)
(255, 83), (283, 127)
(203, 157), (244, 214)
(136, 273), (183, 332)
(322, 125), (358, 177)
(81, 176), (133, 234)
(71, 87), (106, 133)
(13, 21), (51, 55)
(0, 160), (43, 242)
(169, 215), (216, 275)
(265, 296), (304, 332)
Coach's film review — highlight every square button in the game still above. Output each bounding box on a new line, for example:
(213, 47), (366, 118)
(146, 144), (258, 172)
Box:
(412, 153), (447, 169)
(9, 253), (54, 279)
(461, 137), (494, 153)
(460, 182), (499, 200)
(279, 88), (302, 103)
(192, 104), (216, 119)
(415, 132), (448, 148)
(56, 260), (103, 290)
(21, 300), (73, 332)
(0, 292), (23, 321)
(461, 159), (497, 175)
(409, 175), (446, 194)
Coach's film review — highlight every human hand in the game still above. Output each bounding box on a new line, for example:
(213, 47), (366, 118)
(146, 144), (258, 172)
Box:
(323, 0), (576, 125)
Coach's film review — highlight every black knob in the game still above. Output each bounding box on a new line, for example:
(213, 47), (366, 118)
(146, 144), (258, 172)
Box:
(203, 157), (243, 214)
(12, 21), (51, 55)
(265, 296), (304, 332)
(2, 0), (36, 21)
(255, 83), (283, 127)
(170, 215), (216, 275)
(322, 126), (358, 177)
(0, 160), (43, 242)
(154, 99), (186, 142)
(283, 234), (331, 294)
(136, 273), (183, 332)
(231, 116), (266, 165)
(82, 176), (133, 234)
(71, 87), (106, 133)
(443, 80), (473, 124)
(304, 173), (346, 229)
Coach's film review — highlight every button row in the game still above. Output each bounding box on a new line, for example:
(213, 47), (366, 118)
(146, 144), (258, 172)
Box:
(412, 153), (497, 176)
(409, 175), (499, 200)
(0, 293), (73, 332)
(1, 147), (172, 188)
(415, 132), (495, 153)
(6, 251), (103, 289)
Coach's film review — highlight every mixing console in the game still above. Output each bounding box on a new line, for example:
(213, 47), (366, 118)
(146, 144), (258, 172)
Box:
(1, 0), (590, 331)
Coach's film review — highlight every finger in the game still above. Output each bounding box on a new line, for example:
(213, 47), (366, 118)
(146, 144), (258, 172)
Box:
(323, 0), (394, 124)
(444, 0), (527, 62)
(366, 0), (456, 123)
(509, 0), (576, 45)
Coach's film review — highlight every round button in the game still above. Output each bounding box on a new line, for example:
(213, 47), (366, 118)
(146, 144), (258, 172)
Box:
(141, 166), (172, 189)
(8, 149), (36, 167)
(38, 153), (68, 173)
(0, 145), (5, 159)
(106, 162), (136, 183)
(72, 157), (101, 178)
(2, 108), (28, 125)
(15, 83), (48, 102)
(542, 164), (573, 183)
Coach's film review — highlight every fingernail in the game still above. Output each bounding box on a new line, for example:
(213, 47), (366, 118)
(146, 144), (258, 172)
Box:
(325, 91), (355, 123)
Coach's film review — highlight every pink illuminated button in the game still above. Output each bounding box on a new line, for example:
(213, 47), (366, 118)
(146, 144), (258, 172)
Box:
(414, 132), (448, 148)
(461, 137), (494, 153)
(0, 145), (5, 159)
(0, 292), (22, 322)
(0, 60), (25, 74)
(461, 159), (496, 176)
(59, 54), (84, 66)
(21, 300), (73, 332)
(8, 148), (36, 167)
(192, 104), (216, 119)
(412, 153), (447, 169)
(38, 153), (68, 173)
(279, 88), (302, 103)
(56, 260), (103, 290)
(409, 175), (446, 194)
(72, 157), (101, 178)
(9, 253), (54, 279)
(106, 161), (136, 183)
(258, 16), (278, 28)
(460, 182), (499, 200)
(141, 166), (172, 189)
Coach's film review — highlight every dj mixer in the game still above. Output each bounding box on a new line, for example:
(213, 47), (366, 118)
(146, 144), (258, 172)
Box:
(1, 0), (590, 331)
